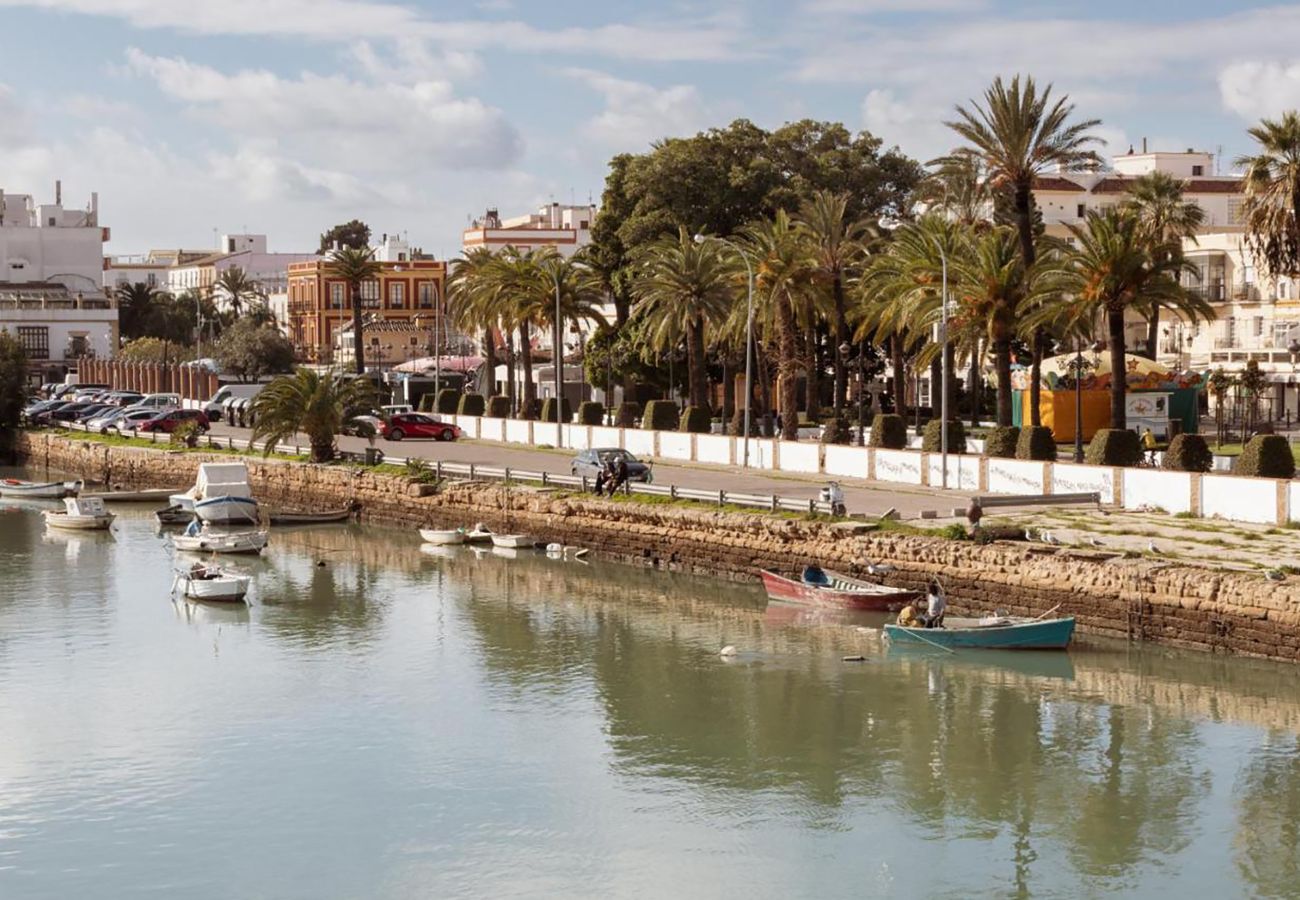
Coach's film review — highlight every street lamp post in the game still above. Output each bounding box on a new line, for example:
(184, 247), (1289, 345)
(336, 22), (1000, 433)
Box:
(554, 276), (564, 448)
(839, 341), (869, 447)
(696, 234), (755, 467)
(939, 247), (950, 489)
(1068, 339), (1103, 463)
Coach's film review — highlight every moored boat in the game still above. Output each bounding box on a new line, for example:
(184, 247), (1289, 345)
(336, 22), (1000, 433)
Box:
(463, 523), (493, 544)
(0, 478), (81, 499)
(83, 487), (180, 503)
(490, 534), (535, 549)
(883, 615), (1076, 651)
(419, 527), (466, 545)
(171, 463), (259, 525)
(43, 496), (115, 531)
(155, 504), (195, 526)
(760, 567), (919, 611)
(268, 504), (359, 525)
(172, 523), (269, 555)
(172, 563), (250, 602)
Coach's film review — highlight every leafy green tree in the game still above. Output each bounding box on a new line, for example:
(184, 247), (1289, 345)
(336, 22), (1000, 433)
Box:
(0, 331), (28, 458)
(213, 319), (295, 382)
(318, 219), (371, 253)
(588, 153), (637, 328)
(115, 281), (169, 340)
(251, 369), (374, 463)
(118, 336), (197, 363)
(1237, 110), (1300, 278)
(329, 246), (382, 374)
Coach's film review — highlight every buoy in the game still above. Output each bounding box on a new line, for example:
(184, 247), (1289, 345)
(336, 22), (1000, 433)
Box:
(719, 645), (737, 657)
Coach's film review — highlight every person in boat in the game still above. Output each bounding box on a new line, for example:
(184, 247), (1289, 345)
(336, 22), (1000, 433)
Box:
(922, 579), (946, 628)
(897, 604), (921, 628)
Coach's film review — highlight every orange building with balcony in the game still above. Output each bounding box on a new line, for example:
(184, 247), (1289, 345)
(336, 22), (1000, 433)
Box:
(286, 257), (447, 364)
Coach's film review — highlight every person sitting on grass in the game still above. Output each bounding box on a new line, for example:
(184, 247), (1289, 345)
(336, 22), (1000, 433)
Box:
(606, 456), (630, 496)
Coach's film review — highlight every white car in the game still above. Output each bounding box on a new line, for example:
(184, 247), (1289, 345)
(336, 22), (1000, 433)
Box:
(103, 408), (164, 434)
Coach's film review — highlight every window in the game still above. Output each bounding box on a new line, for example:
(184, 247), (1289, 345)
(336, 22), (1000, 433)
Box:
(1192, 165), (1204, 176)
(418, 281), (435, 308)
(1076, 203), (1086, 218)
(1243, 264), (1256, 285)
(361, 280), (380, 308)
(330, 283), (345, 309)
(1254, 316), (1264, 337)
(67, 334), (88, 358)
(1282, 281), (1292, 300)
(16, 326), (49, 359)
(390, 282), (406, 308)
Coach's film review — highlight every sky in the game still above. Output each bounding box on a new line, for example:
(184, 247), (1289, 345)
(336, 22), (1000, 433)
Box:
(2, 0), (1299, 258)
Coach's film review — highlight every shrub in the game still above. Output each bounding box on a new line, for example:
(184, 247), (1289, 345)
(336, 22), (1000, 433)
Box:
(457, 393), (486, 417)
(1161, 433), (1213, 473)
(170, 420), (201, 448)
(1016, 426), (1057, 461)
(921, 419), (967, 453)
(984, 426), (1020, 459)
(820, 415), (851, 445)
(487, 395), (511, 418)
(642, 399), (680, 431)
(867, 413), (907, 449)
(1085, 428), (1142, 467)
(680, 405), (712, 433)
(518, 398), (539, 420)
(729, 408), (763, 436)
(539, 397), (573, 423)
(615, 401), (642, 427)
(577, 401), (604, 425)
(417, 393), (435, 413)
(1237, 434), (1296, 479)
(972, 524), (1029, 545)
(435, 389), (460, 415)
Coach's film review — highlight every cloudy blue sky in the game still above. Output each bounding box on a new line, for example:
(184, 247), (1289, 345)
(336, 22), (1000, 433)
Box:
(2, 0), (1298, 257)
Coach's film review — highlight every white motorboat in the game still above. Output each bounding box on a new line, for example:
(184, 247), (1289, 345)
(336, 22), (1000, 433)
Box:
(419, 527), (465, 545)
(44, 496), (115, 531)
(172, 564), (250, 602)
(171, 463), (260, 525)
(463, 523), (493, 544)
(83, 487), (179, 503)
(0, 478), (81, 499)
(173, 522), (269, 555)
(490, 534), (536, 549)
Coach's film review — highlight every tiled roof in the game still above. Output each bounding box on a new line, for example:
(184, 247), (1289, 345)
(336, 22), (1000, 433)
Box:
(1090, 177), (1134, 194)
(1032, 176), (1086, 192)
(1186, 179), (1242, 193)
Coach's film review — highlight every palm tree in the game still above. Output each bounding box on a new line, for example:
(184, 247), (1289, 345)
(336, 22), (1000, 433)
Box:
(631, 228), (734, 409)
(491, 246), (548, 416)
(741, 210), (816, 440)
(535, 249), (608, 414)
(1055, 209), (1210, 429)
(797, 190), (872, 418)
(1236, 110), (1300, 278)
(213, 266), (263, 318)
(250, 369), (375, 462)
(448, 247), (503, 396)
(329, 247), (382, 374)
(947, 74), (1103, 424)
(920, 149), (996, 229)
(114, 281), (168, 340)
(1122, 171), (1206, 359)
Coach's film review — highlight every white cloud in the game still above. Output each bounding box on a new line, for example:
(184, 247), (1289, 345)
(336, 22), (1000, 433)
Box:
(565, 68), (710, 152)
(347, 38), (482, 84)
(1219, 61), (1300, 121)
(209, 141), (373, 205)
(803, 0), (985, 13)
(125, 48), (523, 171)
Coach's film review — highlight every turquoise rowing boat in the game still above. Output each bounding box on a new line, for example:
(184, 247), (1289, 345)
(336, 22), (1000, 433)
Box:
(884, 615), (1075, 650)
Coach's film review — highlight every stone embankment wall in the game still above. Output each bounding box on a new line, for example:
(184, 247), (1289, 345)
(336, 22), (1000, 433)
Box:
(19, 432), (1300, 662)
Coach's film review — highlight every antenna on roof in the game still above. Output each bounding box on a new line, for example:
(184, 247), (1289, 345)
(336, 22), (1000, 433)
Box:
(1215, 145), (1223, 175)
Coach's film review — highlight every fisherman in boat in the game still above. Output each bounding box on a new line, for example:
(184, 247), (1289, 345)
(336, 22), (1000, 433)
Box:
(922, 579), (946, 628)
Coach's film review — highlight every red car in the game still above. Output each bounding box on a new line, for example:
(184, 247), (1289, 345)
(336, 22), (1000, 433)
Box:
(379, 413), (460, 442)
(137, 408), (210, 434)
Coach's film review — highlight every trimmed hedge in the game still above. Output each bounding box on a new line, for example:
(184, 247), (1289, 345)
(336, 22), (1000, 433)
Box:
(1237, 434), (1296, 479)
(867, 413), (908, 449)
(1161, 433), (1213, 473)
(680, 405), (712, 433)
(539, 397), (573, 423)
(642, 399), (680, 431)
(487, 395), (511, 418)
(820, 416), (851, 445)
(921, 419), (967, 454)
(984, 426), (1020, 459)
(577, 401), (604, 425)
(435, 389), (461, 415)
(1016, 426), (1057, 461)
(729, 408), (763, 436)
(417, 393), (435, 413)
(518, 398), (539, 420)
(1085, 428), (1142, 467)
(457, 393), (486, 417)
(615, 401), (642, 427)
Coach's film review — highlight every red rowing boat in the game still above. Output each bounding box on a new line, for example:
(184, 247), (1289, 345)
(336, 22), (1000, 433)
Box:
(759, 568), (919, 611)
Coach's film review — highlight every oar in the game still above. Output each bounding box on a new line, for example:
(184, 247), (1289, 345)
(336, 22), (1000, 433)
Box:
(1033, 603), (1062, 620)
(892, 626), (956, 654)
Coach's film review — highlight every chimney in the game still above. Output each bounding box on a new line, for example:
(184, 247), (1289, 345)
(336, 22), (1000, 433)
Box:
(55, 179), (62, 206)
(1142, 137), (1147, 153)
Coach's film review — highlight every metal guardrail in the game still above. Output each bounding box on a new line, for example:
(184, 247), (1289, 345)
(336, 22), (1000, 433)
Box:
(973, 491), (1100, 509)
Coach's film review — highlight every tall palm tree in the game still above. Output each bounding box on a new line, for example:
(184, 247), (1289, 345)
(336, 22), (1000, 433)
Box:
(114, 281), (167, 340)
(631, 228), (734, 409)
(1236, 110), (1300, 278)
(740, 210), (815, 441)
(213, 266), (263, 318)
(1122, 171), (1206, 359)
(490, 246), (549, 416)
(250, 369), (375, 462)
(448, 247), (503, 396)
(947, 74), (1103, 424)
(797, 190), (872, 418)
(329, 246), (382, 374)
(535, 248), (608, 413)
(1055, 209), (1209, 429)
(920, 149), (996, 229)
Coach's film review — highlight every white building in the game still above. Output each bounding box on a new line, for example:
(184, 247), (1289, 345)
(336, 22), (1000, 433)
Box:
(462, 203), (595, 258)
(160, 234), (317, 309)
(0, 183), (117, 378)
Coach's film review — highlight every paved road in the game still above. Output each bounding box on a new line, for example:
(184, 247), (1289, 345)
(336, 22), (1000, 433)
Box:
(206, 423), (972, 519)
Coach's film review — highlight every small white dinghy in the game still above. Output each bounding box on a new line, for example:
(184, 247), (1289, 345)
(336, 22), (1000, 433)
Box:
(173, 521), (269, 555)
(491, 534), (536, 550)
(172, 563), (250, 603)
(44, 496), (115, 531)
(463, 523), (493, 545)
(1, 478), (81, 499)
(418, 527), (465, 545)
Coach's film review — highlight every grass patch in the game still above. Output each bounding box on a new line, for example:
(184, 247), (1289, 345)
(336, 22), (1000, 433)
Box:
(1208, 442), (1300, 463)
(47, 427), (305, 461)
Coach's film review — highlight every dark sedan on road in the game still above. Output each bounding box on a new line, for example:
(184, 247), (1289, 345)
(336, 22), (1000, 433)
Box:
(137, 409), (210, 434)
(570, 448), (653, 482)
(378, 413), (460, 442)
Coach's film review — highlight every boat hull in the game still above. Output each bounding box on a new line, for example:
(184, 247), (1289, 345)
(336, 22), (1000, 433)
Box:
(84, 488), (179, 503)
(193, 496), (260, 525)
(1, 480), (79, 499)
(178, 574), (250, 602)
(155, 505), (195, 525)
(760, 569), (918, 611)
(884, 617), (1076, 650)
(269, 508), (355, 525)
(463, 530), (493, 545)
(419, 528), (465, 545)
(44, 512), (115, 530)
(173, 531), (268, 555)
(490, 534), (535, 549)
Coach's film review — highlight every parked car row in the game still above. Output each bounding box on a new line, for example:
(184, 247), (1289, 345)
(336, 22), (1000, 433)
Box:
(22, 395), (210, 435)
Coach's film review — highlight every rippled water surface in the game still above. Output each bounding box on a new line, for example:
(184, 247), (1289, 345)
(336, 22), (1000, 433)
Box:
(2, 476), (1300, 898)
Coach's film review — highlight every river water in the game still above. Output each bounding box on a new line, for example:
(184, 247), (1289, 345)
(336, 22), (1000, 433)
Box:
(2, 484), (1299, 898)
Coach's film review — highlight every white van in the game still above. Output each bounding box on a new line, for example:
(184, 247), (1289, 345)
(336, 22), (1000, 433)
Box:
(203, 384), (267, 420)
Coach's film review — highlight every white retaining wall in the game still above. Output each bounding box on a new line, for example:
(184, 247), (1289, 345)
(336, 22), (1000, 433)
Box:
(504, 419), (532, 444)
(824, 445), (870, 479)
(479, 417), (506, 442)
(874, 449), (923, 485)
(1291, 483), (1300, 525)
(928, 454), (980, 492)
(1052, 463), (1116, 506)
(987, 459), (1047, 495)
(624, 429), (657, 457)
(1202, 474), (1279, 524)
(779, 441), (821, 474)
(696, 434), (733, 466)
(564, 424), (589, 450)
(658, 431), (694, 461)
(1122, 469), (1192, 515)
(591, 426), (621, 448)
(747, 439), (778, 470)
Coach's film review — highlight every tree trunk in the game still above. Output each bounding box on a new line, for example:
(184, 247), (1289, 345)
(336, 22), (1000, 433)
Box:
(504, 331), (517, 413)
(891, 334), (906, 417)
(756, 343), (774, 437)
(944, 341), (957, 425)
(1029, 332), (1044, 427)
(968, 340), (981, 427)
(518, 321), (535, 417)
(1108, 307), (1127, 430)
(482, 327), (497, 395)
(777, 294), (799, 440)
(1144, 309), (1160, 361)
(722, 354), (734, 423)
(350, 283), (365, 375)
(832, 273), (847, 413)
(687, 317), (708, 410)
(929, 354), (942, 423)
(1011, 182), (1044, 426)
(804, 329), (820, 423)
(994, 337), (1013, 426)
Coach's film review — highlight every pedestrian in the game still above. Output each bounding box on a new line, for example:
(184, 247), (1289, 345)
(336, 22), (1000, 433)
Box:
(1142, 427), (1158, 465)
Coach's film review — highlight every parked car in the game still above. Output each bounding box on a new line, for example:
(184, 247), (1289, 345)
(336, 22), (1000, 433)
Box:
(84, 408), (126, 432)
(72, 403), (116, 423)
(105, 408), (163, 434)
(103, 391), (145, 407)
(202, 384), (267, 420)
(137, 393), (183, 410)
(44, 402), (100, 424)
(570, 448), (653, 483)
(137, 408), (210, 434)
(378, 413), (460, 442)
(22, 399), (67, 423)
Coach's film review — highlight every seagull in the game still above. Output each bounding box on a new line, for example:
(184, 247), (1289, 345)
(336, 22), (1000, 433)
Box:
(1266, 569), (1286, 582)
(1040, 531), (1059, 546)
(1086, 535), (1104, 548)
(1025, 528), (1036, 541)
(719, 645), (738, 657)
(1148, 539), (1160, 554)
(866, 563), (894, 576)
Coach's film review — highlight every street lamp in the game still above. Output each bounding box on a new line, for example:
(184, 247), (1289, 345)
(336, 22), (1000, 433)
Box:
(839, 341), (869, 447)
(696, 233), (755, 467)
(553, 273), (564, 448)
(1067, 339), (1103, 463)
